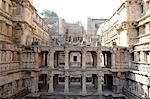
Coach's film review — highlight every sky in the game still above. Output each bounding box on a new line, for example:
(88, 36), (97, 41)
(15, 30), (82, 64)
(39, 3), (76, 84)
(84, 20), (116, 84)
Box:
(33, 0), (124, 27)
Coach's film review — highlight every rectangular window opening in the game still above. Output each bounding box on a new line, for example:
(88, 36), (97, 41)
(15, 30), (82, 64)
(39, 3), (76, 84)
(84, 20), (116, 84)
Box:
(73, 56), (77, 62)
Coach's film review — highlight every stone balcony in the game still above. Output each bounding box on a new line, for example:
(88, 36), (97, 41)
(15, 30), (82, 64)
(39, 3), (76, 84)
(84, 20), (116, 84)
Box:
(139, 33), (150, 44)
(131, 62), (150, 73)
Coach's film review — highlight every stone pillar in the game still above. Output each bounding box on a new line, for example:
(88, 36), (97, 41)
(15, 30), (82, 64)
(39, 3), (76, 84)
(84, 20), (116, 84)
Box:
(48, 74), (54, 93)
(116, 72), (121, 93)
(65, 50), (69, 69)
(101, 52), (104, 67)
(82, 73), (86, 95)
(104, 53), (107, 66)
(47, 53), (50, 67)
(43, 53), (45, 66)
(111, 52), (116, 68)
(128, 51), (132, 68)
(50, 50), (54, 68)
(140, 51), (144, 63)
(0, 51), (1, 72)
(146, 0), (150, 14)
(64, 75), (69, 93)
(142, 84), (148, 97)
(31, 72), (39, 93)
(35, 52), (39, 68)
(97, 51), (102, 68)
(0, 51), (1, 63)
(17, 51), (21, 69)
(98, 74), (102, 95)
(148, 52), (150, 63)
(82, 51), (86, 69)
(134, 51), (139, 62)
(149, 1), (150, 12)
(138, 82), (142, 94)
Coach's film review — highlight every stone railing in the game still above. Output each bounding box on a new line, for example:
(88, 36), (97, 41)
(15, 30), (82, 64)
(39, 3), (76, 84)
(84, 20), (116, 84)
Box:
(139, 33), (150, 44)
(22, 61), (37, 69)
(131, 62), (150, 73)
(0, 61), (20, 74)
(86, 63), (96, 68)
(1, 87), (28, 99)
(111, 61), (129, 69)
(0, 61), (38, 74)
(70, 62), (81, 68)
(122, 87), (143, 99)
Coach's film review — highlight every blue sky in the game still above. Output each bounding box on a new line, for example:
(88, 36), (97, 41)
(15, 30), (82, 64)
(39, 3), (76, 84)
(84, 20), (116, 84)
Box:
(33, 0), (123, 27)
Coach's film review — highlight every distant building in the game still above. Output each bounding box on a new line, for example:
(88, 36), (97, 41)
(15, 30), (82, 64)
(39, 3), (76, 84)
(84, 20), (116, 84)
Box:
(86, 17), (107, 46)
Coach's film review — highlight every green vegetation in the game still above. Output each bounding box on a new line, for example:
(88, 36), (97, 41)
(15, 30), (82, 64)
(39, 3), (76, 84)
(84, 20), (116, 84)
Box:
(40, 9), (58, 18)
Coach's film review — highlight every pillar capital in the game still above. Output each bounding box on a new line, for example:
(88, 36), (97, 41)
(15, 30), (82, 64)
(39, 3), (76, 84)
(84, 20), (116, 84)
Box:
(82, 72), (86, 76)
(65, 49), (69, 54)
(122, 21), (137, 29)
(48, 73), (54, 77)
(98, 72), (104, 77)
(111, 47), (118, 54)
(81, 47), (87, 54)
(65, 71), (69, 77)
(49, 49), (55, 53)
(117, 72), (121, 77)
(96, 50), (102, 54)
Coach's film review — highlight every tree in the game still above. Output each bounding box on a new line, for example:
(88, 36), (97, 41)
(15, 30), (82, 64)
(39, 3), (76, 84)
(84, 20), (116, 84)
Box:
(40, 9), (57, 18)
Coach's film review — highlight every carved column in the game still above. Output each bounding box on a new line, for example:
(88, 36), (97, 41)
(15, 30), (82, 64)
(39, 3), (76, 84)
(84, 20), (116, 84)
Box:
(116, 72), (122, 93)
(111, 49), (116, 68)
(31, 72), (39, 93)
(0, 51), (1, 72)
(47, 53), (51, 67)
(35, 52), (39, 68)
(0, 51), (1, 63)
(50, 50), (55, 68)
(104, 53), (107, 66)
(149, 52), (150, 63)
(97, 51), (102, 68)
(146, 0), (150, 14)
(101, 52), (104, 67)
(140, 51), (144, 62)
(65, 50), (69, 69)
(98, 74), (102, 95)
(82, 73), (86, 95)
(142, 84), (148, 97)
(64, 75), (69, 93)
(82, 51), (86, 69)
(48, 74), (54, 93)
(134, 51), (139, 62)
(43, 53), (45, 66)
(149, 1), (150, 12)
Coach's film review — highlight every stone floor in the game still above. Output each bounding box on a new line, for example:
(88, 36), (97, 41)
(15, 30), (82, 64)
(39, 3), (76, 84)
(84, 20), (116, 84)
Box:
(25, 83), (127, 99)
(54, 83), (97, 94)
